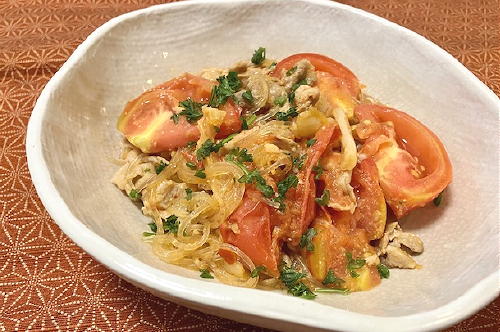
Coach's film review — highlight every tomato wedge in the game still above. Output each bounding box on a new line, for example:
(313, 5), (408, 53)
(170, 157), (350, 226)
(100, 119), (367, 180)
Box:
(220, 187), (278, 274)
(272, 53), (361, 97)
(350, 158), (387, 240)
(117, 73), (241, 153)
(355, 104), (452, 218)
(280, 122), (339, 243)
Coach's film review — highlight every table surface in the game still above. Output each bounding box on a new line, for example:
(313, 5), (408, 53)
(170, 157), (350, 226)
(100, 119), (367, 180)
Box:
(0, 0), (498, 331)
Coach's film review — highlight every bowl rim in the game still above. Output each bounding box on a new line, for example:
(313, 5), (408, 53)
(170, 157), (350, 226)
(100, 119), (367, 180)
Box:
(25, 0), (500, 331)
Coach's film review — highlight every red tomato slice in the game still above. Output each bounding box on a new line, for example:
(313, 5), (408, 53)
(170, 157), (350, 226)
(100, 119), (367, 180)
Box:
(220, 187), (278, 274)
(272, 53), (361, 97)
(117, 73), (242, 153)
(281, 123), (339, 243)
(350, 158), (387, 240)
(355, 104), (452, 218)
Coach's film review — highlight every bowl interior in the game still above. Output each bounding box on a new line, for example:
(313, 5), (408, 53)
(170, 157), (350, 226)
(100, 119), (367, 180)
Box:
(37, 0), (498, 318)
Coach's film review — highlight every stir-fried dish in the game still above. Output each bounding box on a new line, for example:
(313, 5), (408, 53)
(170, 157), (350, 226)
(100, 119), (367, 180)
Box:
(112, 49), (452, 298)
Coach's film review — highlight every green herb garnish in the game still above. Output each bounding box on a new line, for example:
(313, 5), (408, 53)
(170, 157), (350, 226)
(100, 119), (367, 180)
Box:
(377, 264), (390, 279)
(128, 189), (141, 200)
(199, 269), (214, 279)
(306, 138), (317, 147)
(299, 228), (317, 252)
(225, 147), (253, 163)
(286, 66), (297, 76)
(291, 78), (308, 91)
(177, 98), (203, 123)
(196, 135), (235, 160)
(279, 265), (316, 299)
(209, 71), (241, 107)
(346, 252), (366, 278)
(241, 114), (257, 130)
(315, 189), (330, 206)
(186, 162), (197, 170)
(292, 154), (306, 170)
(186, 141), (197, 149)
(312, 164), (324, 180)
(142, 232), (155, 237)
(195, 169), (206, 179)
(433, 191), (444, 206)
(185, 188), (193, 201)
(322, 269), (344, 286)
(163, 215), (180, 234)
(273, 174), (299, 211)
(226, 149), (274, 199)
(275, 107), (298, 121)
(242, 90), (254, 103)
(251, 47), (266, 65)
(155, 161), (167, 174)
(147, 222), (157, 233)
(274, 95), (287, 107)
(251, 266), (266, 278)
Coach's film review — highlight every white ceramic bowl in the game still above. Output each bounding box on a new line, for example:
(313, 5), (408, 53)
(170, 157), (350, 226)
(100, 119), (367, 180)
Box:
(26, 0), (499, 331)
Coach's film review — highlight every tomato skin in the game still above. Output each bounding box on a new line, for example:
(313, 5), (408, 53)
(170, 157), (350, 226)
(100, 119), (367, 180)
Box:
(355, 104), (452, 217)
(272, 53), (360, 97)
(117, 73), (242, 153)
(220, 187), (278, 274)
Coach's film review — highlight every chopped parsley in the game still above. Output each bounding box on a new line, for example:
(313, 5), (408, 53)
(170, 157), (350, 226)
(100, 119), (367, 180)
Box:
(322, 269), (344, 286)
(377, 264), (390, 279)
(291, 78), (308, 92)
(315, 189), (330, 206)
(242, 90), (254, 103)
(275, 107), (298, 121)
(433, 191), (444, 206)
(147, 222), (157, 233)
(346, 252), (366, 278)
(239, 170), (274, 198)
(312, 164), (324, 180)
(225, 149), (274, 199)
(194, 169), (206, 179)
(148, 215), (180, 234)
(209, 72), (241, 107)
(251, 47), (266, 65)
(199, 269), (214, 279)
(292, 154), (306, 170)
(286, 66), (297, 76)
(279, 265), (316, 299)
(225, 147), (253, 163)
(288, 78), (308, 104)
(185, 188), (193, 201)
(196, 135), (235, 160)
(155, 161), (167, 174)
(128, 189), (141, 200)
(176, 98), (204, 123)
(186, 161), (197, 170)
(241, 114), (257, 130)
(142, 232), (155, 237)
(163, 215), (180, 234)
(274, 95), (287, 107)
(299, 228), (317, 252)
(251, 266), (266, 278)
(186, 141), (197, 149)
(273, 174), (299, 211)
(306, 138), (317, 147)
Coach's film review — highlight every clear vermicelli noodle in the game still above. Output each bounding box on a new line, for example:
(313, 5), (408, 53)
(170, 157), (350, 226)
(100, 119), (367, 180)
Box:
(112, 49), (452, 299)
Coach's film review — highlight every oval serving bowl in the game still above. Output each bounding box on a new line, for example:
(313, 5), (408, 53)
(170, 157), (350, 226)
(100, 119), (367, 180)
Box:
(26, 0), (499, 331)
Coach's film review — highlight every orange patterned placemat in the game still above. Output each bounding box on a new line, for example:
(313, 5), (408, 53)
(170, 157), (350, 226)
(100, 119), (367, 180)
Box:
(0, 0), (498, 331)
